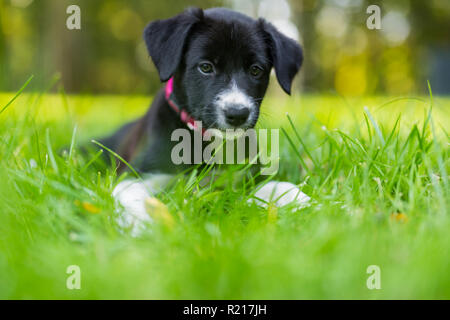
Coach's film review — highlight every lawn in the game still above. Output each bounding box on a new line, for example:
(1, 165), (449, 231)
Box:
(0, 83), (448, 299)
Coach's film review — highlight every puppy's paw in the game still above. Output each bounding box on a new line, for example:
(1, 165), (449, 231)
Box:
(112, 174), (173, 236)
(112, 180), (153, 236)
(249, 181), (310, 209)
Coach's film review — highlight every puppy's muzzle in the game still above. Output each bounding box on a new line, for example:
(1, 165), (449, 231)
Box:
(224, 105), (250, 127)
(214, 81), (255, 129)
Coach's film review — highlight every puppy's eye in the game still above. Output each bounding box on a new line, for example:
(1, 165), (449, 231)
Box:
(250, 65), (263, 78)
(198, 62), (215, 75)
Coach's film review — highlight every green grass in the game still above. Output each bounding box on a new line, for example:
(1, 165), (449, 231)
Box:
(0, 83), (449, 299)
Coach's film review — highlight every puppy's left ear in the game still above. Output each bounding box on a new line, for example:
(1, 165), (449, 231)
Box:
(144, 8), (204, 82)
(260, 19), (303, 95)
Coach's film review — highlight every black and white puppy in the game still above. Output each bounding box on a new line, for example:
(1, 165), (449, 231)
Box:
(103, 8), (310, 232)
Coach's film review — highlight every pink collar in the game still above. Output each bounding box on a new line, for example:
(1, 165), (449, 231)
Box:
(165, 77), (205, 134)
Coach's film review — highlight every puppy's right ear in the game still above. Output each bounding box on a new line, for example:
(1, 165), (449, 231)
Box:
(144, 8), (203, 82)
(259, 19), (303, 95)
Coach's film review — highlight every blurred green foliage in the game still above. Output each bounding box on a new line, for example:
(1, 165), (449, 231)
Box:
(0, 90), (448, 299)
(0, 0), (449, 95)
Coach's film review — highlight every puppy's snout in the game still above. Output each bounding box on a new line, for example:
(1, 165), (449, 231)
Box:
(224, 105), (250, 126)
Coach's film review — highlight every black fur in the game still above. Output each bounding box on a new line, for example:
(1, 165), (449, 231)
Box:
(98, 7), (303, 174)
(259, 18), (303, 94)
(144, 8), (204, 82)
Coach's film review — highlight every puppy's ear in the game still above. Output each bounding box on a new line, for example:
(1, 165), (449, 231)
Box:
(144, 8), (203, 82)
(259, 19), (303, 95)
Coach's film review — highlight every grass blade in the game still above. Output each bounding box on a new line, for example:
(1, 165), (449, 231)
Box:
(286, 113), (319, 168)
(364, 106), (385, 146)
(0, 75), (34, 115)
(91, 140), (141, 179)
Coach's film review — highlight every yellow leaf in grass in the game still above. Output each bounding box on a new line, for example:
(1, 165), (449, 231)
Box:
(267, 203), (278, 223)
(145, 197), (174, 228)
(74, 200), (101, 214)
(390, 212), (408, 223)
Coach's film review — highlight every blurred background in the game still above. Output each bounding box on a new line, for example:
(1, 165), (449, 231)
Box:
(0, 0), (449, 96)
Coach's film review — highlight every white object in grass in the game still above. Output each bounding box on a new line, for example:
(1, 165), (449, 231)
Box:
(112, 174), (173, 236)
(113, 176), (309, 236)
(249, 181), (310, 209)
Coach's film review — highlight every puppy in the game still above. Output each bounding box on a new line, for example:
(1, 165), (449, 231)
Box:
(99, 8), (310, 233)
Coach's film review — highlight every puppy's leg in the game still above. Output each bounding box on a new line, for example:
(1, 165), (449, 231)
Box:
(112, 173), (173, 236)
(249, 181), (310, 209)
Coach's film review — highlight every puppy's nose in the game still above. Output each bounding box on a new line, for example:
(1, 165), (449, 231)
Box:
(224, 105), (250, 126)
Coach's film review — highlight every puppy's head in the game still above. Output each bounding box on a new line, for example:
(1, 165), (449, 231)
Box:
(144, 8), (303, 130)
